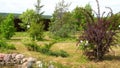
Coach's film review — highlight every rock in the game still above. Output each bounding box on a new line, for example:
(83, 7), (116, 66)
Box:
(21, 57), (36, 68)
(21, 58), (28, 64)
(0, 53), (37, 68)
(3, 54), (12, 65)
(21, 61), (28, 68)
(0, 53), (5, 61)
(27, 57), (36, 62)
(11, 53), (18, 64)
(11, 53), (18, 59)
(36, 61), (43, 68)
(15, 54), (25, 64)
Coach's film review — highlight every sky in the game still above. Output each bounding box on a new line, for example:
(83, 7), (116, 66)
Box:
(0, 0), (120, 15)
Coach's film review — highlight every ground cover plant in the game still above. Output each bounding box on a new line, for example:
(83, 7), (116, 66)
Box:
(0, 38), (16, 53)
(22, 38), (69, 58)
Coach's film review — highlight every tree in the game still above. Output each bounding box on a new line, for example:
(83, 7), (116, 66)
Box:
(49, 0), (76, 38)
(72, 3), (93, 31)
(0, 15), (5, 24)
(35, 0), (44, 14)
(34, 0), (44, 23)
(20, 0), (44, 41)
(77, 0), (120, 61)
(29, 0), (44, 41)
(0, 14), (15, 39)
(19, 9), (36, 30)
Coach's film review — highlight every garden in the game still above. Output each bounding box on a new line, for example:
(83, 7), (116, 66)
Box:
(0, 0), (120, 68)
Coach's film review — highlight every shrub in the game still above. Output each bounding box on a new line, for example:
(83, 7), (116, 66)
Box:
(0, 39), (16, 50)
(39, 42), (56, 53)
(24, 41), (69, 57)
(0, 14), (15, 39)
(24, 40), (54, 53)
(28, 22), (44, 41)
(49, 50), (69, 57)
(77, 0), (120, 61)
(49, 51), (59, 57)
(0, 39), (7, 48)
(7, 44), (16, 50)
(25, 41), (40, 51)
(22, 37), (40, 51)
(58, 50), (69, 57)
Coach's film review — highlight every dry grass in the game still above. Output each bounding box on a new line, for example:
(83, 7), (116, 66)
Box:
(5, 32), (120, 68)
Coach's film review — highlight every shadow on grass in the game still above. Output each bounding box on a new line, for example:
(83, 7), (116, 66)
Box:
(39, 38), (51, 41)
(103, 55), (120, 61)
(9, 38), (21, 42)
(10, 37), (50, 41)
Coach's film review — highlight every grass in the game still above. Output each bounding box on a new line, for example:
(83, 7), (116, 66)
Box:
(2, 32), (120, 68)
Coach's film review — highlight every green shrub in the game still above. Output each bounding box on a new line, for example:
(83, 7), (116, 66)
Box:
(0, 39), (7, 48)
(0, 14), (15, 39)
(49, 51), (59, 57)
(28, 22), (44, 41)
(39, 42), (55, 54)
(22, 37), (41, 51)
(0, 39), (16, 50)
(49, 50), (69, 57)
(59, 50), (69, 57)
(24, 41), (69, 57)
(25, 41), (40, 51)
(7, 44), (16, 50)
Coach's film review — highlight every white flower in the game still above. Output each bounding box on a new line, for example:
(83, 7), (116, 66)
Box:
(119, 25), (120, 28)
(85, 40), (88, 46)
(80, 40), (83, 43)
(36, 61), (43, 68)
(27, 25), (30, 29)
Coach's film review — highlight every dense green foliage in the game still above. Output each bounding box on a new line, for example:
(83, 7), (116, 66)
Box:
(0, 39), (16, 50)
(72, 4), (93, 31)
(0, 15), (5, 24)
(28, 22), (44, 40)
(19, 9), (36, 30)
(49, 50), (69, 57)
(0, 14), (15, 39)
(49, 1), (93, 39)
(19, 0), (44, 41)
